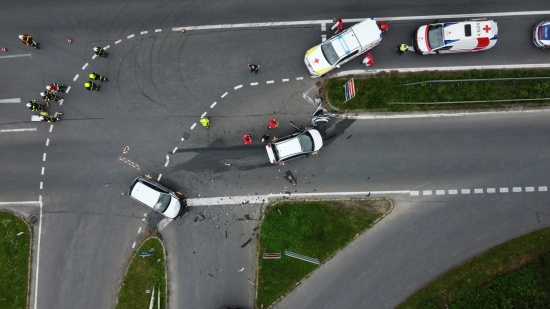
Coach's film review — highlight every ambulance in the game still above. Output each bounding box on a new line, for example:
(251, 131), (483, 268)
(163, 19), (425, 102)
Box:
(413, 19), (498, 55)
(304, 17), (383, 77)
(533, 20), (550, 49)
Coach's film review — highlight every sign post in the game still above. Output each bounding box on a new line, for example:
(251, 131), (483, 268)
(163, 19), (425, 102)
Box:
(343, 78), (356, 103)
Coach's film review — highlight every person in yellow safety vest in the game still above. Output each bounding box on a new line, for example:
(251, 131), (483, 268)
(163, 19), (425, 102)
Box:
(89, 72), (108, 81)
(200, 117), (210, 129)
(84, 81), (100, 91)
(397, 43), (409, 55)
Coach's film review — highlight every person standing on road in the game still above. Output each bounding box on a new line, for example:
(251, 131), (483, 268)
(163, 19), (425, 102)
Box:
(397, 44), (409, 55)
(331, 18), (343, 34)
(378, 21), (389, 33)
(268, 118), (279, 129)
(41, 92), (63, 103)
(84, 81), (100, 91)
(93, 47), (107, 57)
(27, 100), (47, 112)
(243, 133), (252, 145)
(200, 117), (211, 129)
(46, 83), (67, 93)
(19, 34), (39, 49)
(248, 64), (260, 74)
(40, 113), (63, 123)
(361, 52), (374, 67)
(89, 72), (108, 81)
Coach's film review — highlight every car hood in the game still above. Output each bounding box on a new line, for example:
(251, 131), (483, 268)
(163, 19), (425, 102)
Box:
(308, 129), (324, 151)
(305, 46), (332, 76)
(415, 25), (430, 53)
(163, 197), (182, 219)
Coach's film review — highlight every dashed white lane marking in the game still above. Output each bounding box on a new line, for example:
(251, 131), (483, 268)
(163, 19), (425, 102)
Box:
(221, 92), (228, 98)
(282, 78), (289, 82)
(251, 82), (258, 86)
(141, 31), (148, 35)
(138, 227), (142, 234)
(190, 123), (196, 130)
(321, 34), (326, 42)
(157, 174), (162, 181)
(172, 147), (178, 153)
(45, 138), (49, 146)
(43, 153), (46, 161)
(48, 125), (53, 133)
(321, 23), (326, 31)
(92, 54), (97, 60)
(210, 102), (217, 108)
(82, 63), (88, 70)
(540, 186), (548, 191)
(104, 45), (110, 50)
(436, 190), (445, 195)
(296, 77), (303, 80)
(474, 188), (483, 194)
(40, 182), (43, 190)
(127, 34), (135, 39)
(487, 188), (496, 193)
(461, 189), (470, 194)
(0, 128), (36, 133)
(201, 112), (207, 118)
(0, 53), (31, 59)
(526, 187), (535, 192)
(0, 98), (21, 103)
(449, 189), (458, 195)
(410, 191), (419, 196)
(132, 241), (136, 249)
(155, 29), (162, 32)
(115, 39), (122, 44)
(513, 187), (522, 192)
(158, 217), (173, 231)
(234, 85), (243, 90)
(66, 86), (71, 93)
(266, 80), (274, 84)
(422, 190), (432, 196)
(41, 167), (44, 175)
(500, 187), (509, 193)
(164, 155), (169, 167)
(73, 74), (79, 81)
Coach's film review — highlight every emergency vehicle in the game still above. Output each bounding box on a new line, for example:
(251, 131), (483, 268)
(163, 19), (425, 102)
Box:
(413, 19), (498, 55)
(533, 20), (550, 49)
(304, 17), (383, 77)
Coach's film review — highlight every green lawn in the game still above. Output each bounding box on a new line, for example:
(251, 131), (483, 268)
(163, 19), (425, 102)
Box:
(256, 199), (392, 308)
(326, 69), (550, 111)
(0, 211), (31, 309)
(398, 227), (550, 309)
(116, 237), (167, 309)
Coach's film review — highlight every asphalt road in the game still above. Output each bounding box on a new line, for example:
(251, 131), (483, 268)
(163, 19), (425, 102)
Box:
(1, 1), (550, 308)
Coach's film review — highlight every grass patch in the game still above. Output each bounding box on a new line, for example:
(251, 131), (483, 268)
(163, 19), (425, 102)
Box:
(0, 211), (31, 309)
(325, 69), (550, 111)
(398, 227), (550, 309)
(256, 199), (392, 308)
(116, 237), (166, 309)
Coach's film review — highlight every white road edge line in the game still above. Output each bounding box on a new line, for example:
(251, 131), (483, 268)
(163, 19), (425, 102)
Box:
(0, 128), (36, 133)
(0, 98), (21, 103)
(348, 109), (550, 120)
(33, 195), (43, 309)
(0, 53), (31, 59)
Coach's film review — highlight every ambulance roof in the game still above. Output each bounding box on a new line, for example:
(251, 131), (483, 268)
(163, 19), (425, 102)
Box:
(443, 20), (497, 41)
(351, 18), (382, 48)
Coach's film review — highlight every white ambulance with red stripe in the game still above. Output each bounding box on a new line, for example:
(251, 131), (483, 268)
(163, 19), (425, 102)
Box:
(413, 19), (498, 55)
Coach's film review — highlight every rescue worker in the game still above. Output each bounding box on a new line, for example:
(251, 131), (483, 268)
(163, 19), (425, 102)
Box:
(89, 72), (108, 81)
(243, 133), (252, 145)
(200, 117), (210, 129)
(361, 52), (374, 67)
(40, 91), (62, 103)
(331, 18), (343, 34)
(93, 47), (107, 57)
(268, 118), (279, 129)
(84, 81), (100, 91)
(40, 115), (61, 123)
(46, 83), (67, 93)
(27, 100), (46, 112)
(19, 34), (39, 49)
(378, 21), (389, 33)
(397, 44), (409, 55)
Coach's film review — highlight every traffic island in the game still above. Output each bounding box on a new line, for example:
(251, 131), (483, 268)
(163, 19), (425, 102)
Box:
(398, 227), (550, 309)
(324, 69), (550, 112)
(0, 211), (31, 309)
(115, 236), (167, 309)
(255, 199), (392, 308)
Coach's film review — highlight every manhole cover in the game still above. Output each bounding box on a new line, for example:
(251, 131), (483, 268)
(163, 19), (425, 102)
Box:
(28, 215), (39, 225)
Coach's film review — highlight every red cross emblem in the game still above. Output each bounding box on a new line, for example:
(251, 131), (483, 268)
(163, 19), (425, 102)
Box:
(482, 25), (491, 33)
(314, 58), (319, 64)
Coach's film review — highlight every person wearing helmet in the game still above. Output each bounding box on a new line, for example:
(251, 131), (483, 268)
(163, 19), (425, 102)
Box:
(84, 81), (100, 91)
(40, 91), (63, 103)
(19, 34), (39, 49)
(46, 83), (67, 93)
(200, 117), (211, 129)
(27, 100), (46, 112)
(89, 72), (108, 81)
(40, 115), (61, 123)
(93, 47), (107, 57)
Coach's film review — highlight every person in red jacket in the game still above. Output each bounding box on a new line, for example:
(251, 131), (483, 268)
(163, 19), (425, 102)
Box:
(361, 53), (374, 67)
(331, 18), (343, 34)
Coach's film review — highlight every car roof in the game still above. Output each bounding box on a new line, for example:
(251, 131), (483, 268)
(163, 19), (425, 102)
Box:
(130, 181), (162, 207)
(273, 135), (303, 159)
(350, 18), (382, 48)
(443, 20), (497, 41)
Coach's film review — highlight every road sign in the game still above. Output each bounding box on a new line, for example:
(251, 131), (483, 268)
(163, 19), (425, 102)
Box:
(343, 78), (356, 103)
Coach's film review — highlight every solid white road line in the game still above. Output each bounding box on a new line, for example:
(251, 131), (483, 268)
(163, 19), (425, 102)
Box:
(348, 108), (550, 120)
(0, 200), (40, 206)
(0, 53), (32, 59)
(33, 195), (43, 309)
(0, 128), (36, 133)
(0, 98), (21, 103)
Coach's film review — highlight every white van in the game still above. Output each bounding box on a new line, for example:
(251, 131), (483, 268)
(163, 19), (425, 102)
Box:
(413, 20), (498, 55)
(304, 17), (383, 76)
